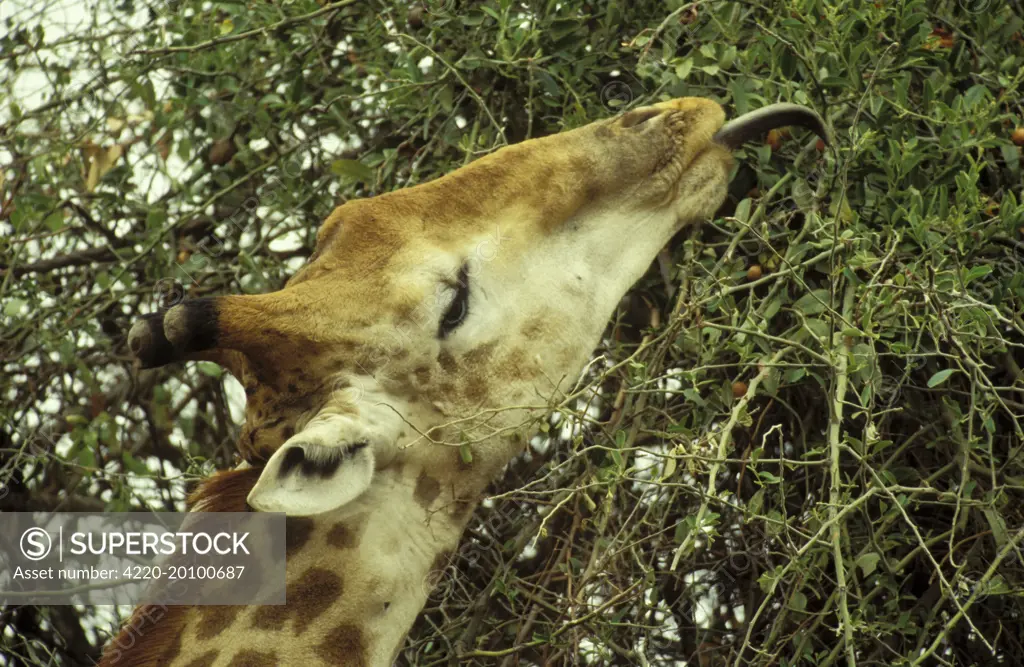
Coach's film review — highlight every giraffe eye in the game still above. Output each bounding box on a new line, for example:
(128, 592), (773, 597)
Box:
(438, 264), (470, 339)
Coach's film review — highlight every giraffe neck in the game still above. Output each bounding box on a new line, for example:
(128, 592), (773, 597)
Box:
(100, 463), (473, 667)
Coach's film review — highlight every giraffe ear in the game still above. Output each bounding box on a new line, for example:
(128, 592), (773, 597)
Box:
(247, 438), (375, 516)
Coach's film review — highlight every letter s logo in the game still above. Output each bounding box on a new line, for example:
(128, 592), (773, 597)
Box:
(21, 528), (52, 561)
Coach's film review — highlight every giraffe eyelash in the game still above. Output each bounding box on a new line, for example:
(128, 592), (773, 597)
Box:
(438, 263), (470, 339)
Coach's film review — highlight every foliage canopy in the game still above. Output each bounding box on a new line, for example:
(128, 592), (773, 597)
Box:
(2, 0), (1023, 665)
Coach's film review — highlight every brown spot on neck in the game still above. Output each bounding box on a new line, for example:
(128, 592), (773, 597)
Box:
(251, 566), (343, 635)
(285, 517), (315, 557)
(227, 649), (278, 666)
(251, 604), (289, 632)
(184, 651), (219, 667)
(196, 606), (242, 641)
(326, 521), (358, 549)
(414, 471), (441, 508)
(315, 623), (368, 666)
(291, 567), (344, 635)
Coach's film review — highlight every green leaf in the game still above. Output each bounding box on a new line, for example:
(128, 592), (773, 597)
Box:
(982, 574), (1010, 596)
(437, 84), (454, 113)
(927, 369), (956, 388)
(459, 443), (473, 464)
(1000, 143), (1020, 179)
(146, 209), (165, 230)
(196, 361), (223, 378)
(803, 317), (830, 341)
(856, 552), (881, 577)
(792, 178), (815, 210)
(747, 488), (765, 515)
(982, 508), (1008, 550)
(734, 197), (752, 223)
(121, 452), (151, 475)
(758, 566), (784, 594)
(44, 210), (64, 231)
(259, 93), (286, 107)
(793, 289), (831, 315)
(674, 58), (693, 81)
(9, 200), (28, 231)
(962, 84), (990, 109)
(719, 45), (737, 70)
(964, 264), (992, 285)
(682, 388), (704, 406)
(331, 159), (374, 183)
(77, 443), (97, 468)
(763, 295), (783, 322)
(4, 298), (27, 317)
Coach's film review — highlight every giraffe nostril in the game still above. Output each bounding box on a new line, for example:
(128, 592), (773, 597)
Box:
(619, 107), (662, 129)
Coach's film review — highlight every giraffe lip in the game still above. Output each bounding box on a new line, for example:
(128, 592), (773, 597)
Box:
(713, 103), (830, 149)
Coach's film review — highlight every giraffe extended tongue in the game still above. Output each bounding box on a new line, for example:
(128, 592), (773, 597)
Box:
(713, 103), (829, 149)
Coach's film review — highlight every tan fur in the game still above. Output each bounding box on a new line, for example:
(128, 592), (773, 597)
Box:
(116, 98), (735, 666)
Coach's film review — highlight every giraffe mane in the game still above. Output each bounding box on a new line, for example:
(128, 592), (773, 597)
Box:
(97, 467), (263, 667)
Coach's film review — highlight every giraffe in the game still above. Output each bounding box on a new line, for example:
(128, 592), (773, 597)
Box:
(104, 98), (827, 666)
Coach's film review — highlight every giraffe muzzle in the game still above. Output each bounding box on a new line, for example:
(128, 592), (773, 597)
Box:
(127, 293), (291, 370)
(712, 103), (830, 150)
(128, 298), (224, 368)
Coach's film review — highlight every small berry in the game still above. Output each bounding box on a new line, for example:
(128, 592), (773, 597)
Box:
(746, 265), (762, 281)
(208, 138), (235, 166)
(1011, 128), (1024, 146)
(732, 381), (748, 398)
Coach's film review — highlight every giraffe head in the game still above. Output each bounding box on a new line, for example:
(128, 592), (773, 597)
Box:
(128, 98), (826, 518)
